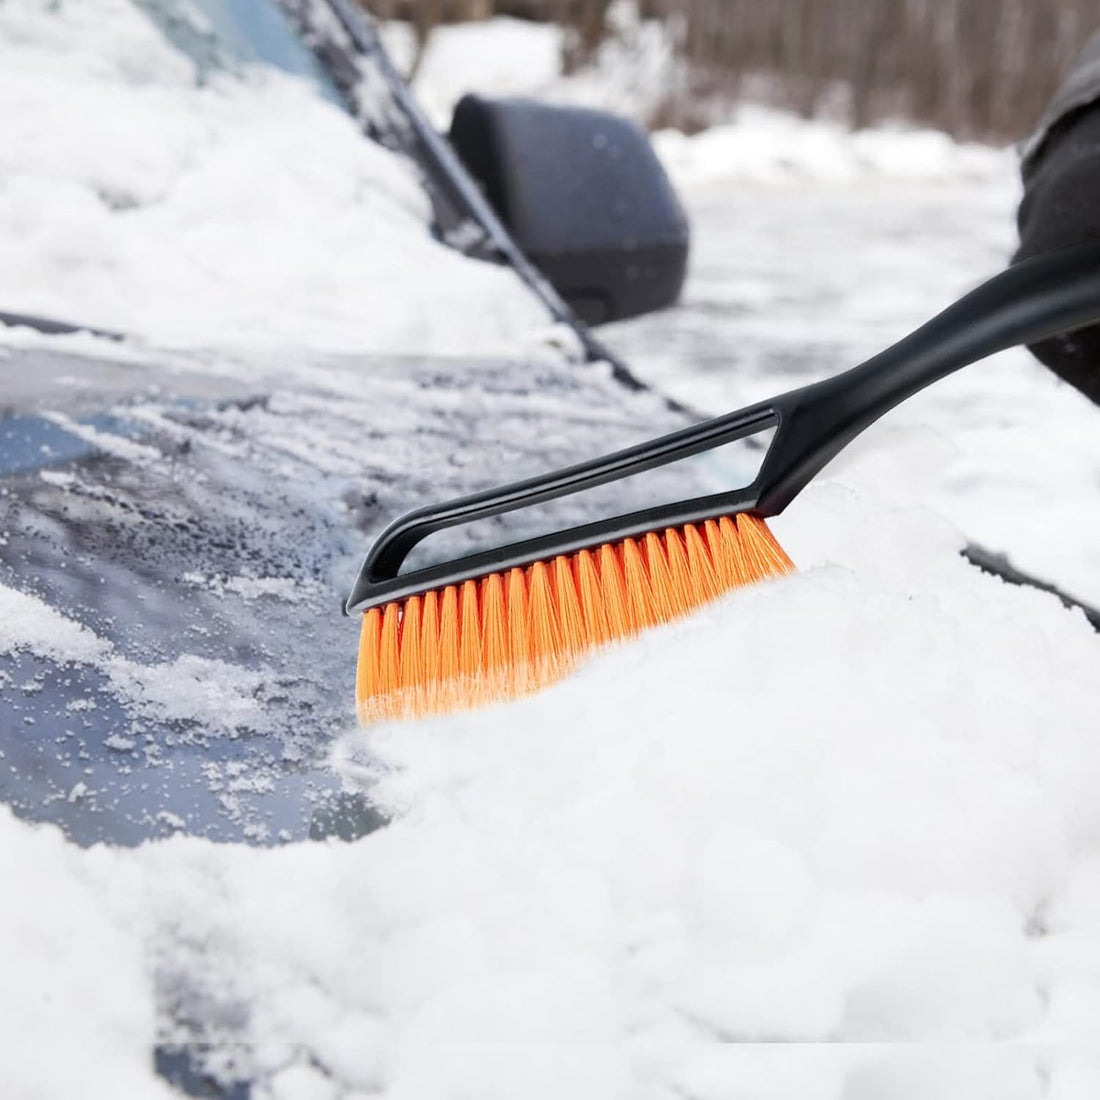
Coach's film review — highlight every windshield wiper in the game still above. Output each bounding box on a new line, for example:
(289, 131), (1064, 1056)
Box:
(0, 309), (123, 342)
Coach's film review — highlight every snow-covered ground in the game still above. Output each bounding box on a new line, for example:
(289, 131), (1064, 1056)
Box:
(2, 3), (1100, 1098)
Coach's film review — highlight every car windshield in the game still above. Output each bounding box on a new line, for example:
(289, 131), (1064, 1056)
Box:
(0, 0), (694, 853)
(0, 0), (548, 357)
(133, 0), (344, 105)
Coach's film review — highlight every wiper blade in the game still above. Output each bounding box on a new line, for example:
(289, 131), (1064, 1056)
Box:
(0, 309), (123, 342)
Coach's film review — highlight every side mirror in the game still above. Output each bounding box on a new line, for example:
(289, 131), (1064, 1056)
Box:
(448, 94), (689, 326)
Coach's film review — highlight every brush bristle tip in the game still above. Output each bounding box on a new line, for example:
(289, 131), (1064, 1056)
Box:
(357, 516), (793, 723)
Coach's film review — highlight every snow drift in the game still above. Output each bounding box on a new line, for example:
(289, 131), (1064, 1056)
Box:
(4, 479), (1100, 1097)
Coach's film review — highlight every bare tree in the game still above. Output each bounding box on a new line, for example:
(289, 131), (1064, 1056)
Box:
(363, 0), (1100, 142)
(658, 0), (1100, 141)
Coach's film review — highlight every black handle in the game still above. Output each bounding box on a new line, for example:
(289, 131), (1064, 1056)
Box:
(346, 241), (1100, 614)
(756, 239), (1100, 512)
(345, 402), (780, 611)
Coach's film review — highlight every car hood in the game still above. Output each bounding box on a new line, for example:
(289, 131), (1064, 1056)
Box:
(0, 336), (713, 846)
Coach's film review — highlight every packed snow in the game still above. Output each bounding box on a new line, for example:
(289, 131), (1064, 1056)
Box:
(0, 0), (547, 355)
(651, 111), (1008, 189)
(2, 2), (1100, 1098)
(6, 481), (1100, 1097)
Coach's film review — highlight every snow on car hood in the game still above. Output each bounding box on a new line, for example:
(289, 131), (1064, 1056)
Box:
(0, 335), (689, 847)
(4, 469), (1100, 1097)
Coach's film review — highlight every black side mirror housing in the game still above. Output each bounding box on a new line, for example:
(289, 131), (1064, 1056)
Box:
(448, 94), (689, 326)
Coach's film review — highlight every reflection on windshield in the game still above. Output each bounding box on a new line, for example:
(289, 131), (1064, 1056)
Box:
(133, 0), (345, 106)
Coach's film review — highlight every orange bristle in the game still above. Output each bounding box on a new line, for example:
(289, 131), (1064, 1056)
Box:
(574, 549), (610, 645)
(397, 594), (422, 691)
(419, 589), (441, 711)
(553, 555), (586, 658)
(642, 531), (678, 621)
(378, 603), (401, 695)
(459, 579), (481, 679)
(355, 515), (794, 724)
(662, 526), (696, 607)
(621, 537), (657, 629)
(438, 585), (460, 684)
(598, 541), (634, 637)
(506, 566), (530, 684)
(355, 606), (383, 717)
(702, 518), (734, 587)
(479, 572), (507, 683)
(683, 523), (721, 601)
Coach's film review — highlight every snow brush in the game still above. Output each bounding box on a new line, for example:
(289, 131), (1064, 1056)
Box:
(346, 241), (1100, 723)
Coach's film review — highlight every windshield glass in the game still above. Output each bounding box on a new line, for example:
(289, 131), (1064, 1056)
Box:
(134, 0), (345, 105)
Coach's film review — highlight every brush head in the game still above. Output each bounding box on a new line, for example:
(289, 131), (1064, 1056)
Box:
(356, 513), (793, 724)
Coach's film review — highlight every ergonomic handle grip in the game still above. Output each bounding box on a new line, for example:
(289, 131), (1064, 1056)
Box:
(347, 241), (1100, 615)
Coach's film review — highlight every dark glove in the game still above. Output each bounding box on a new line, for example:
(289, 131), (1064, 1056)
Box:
(1016, 103), (1100, 404)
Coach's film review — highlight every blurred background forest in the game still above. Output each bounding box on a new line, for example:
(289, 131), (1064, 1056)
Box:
(366, 0), (1100, 141)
